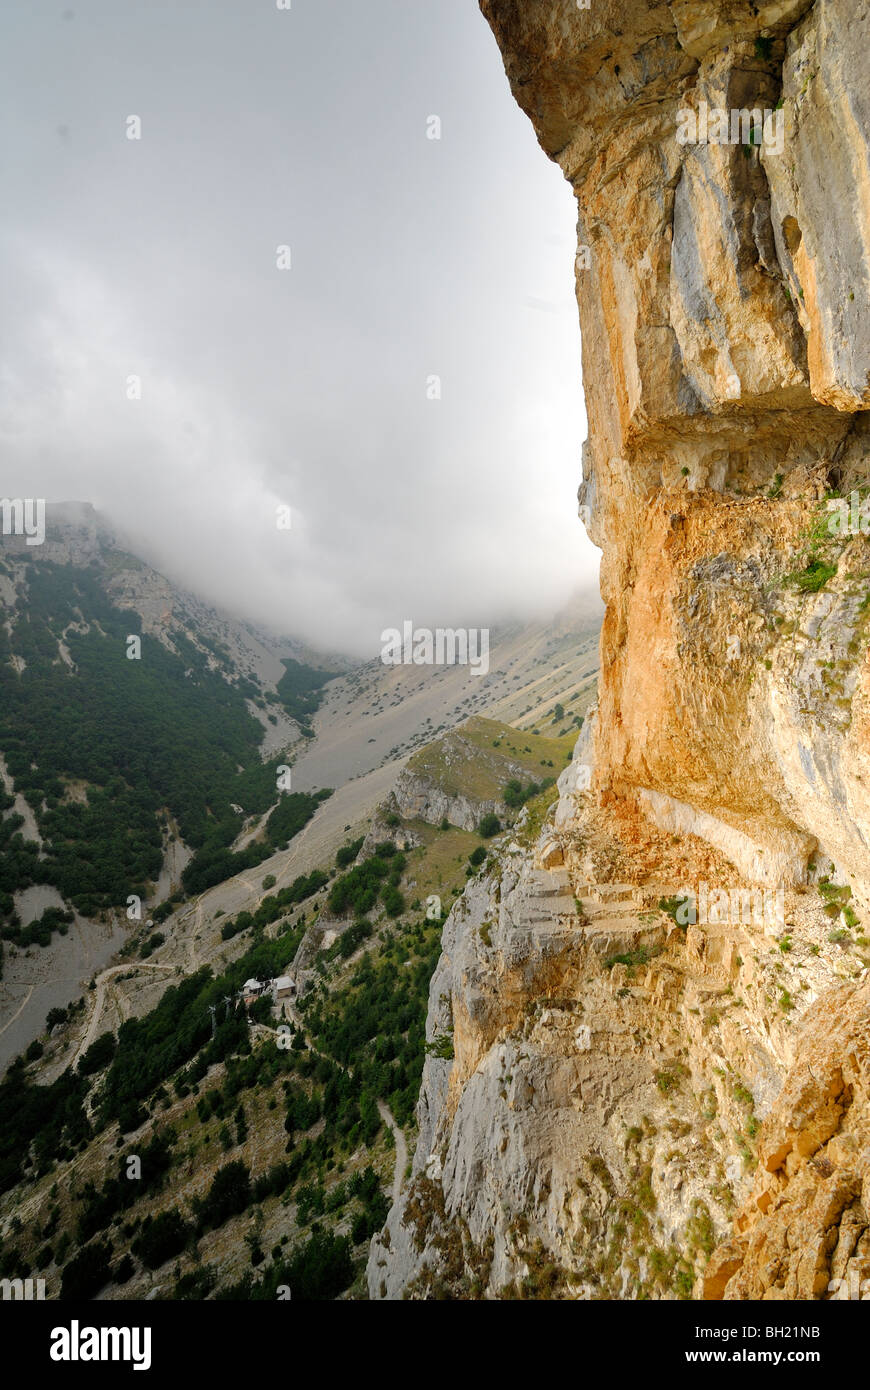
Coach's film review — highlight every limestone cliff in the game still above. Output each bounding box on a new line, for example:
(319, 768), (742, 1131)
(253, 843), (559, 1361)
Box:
(368, 0), (870, 1300)
(388, 768), (505, 834)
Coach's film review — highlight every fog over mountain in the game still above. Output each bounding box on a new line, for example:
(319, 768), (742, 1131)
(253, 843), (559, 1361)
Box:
(0, 0), (598, 656)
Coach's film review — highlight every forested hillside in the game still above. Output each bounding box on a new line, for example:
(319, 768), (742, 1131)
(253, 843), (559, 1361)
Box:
(0, 829), (465, 1298)
(275, 658), (337, 737)
(0, 717), (574, 1299)
(0, 553), (331, 930)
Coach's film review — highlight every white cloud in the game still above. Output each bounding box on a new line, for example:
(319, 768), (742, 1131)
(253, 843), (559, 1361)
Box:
(0, 0), (599, 657)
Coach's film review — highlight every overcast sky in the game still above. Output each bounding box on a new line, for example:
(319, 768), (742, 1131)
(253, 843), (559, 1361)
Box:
(0, 0), (599, 656)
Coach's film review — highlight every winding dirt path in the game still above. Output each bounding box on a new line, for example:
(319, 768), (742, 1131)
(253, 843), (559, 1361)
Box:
(71, 963), (175, 1068)
(0, 986), (34, 1038)
(271, 1004), (407, 1208)
(377, 1100), (407, 1210)
(187, 900), (203, 973)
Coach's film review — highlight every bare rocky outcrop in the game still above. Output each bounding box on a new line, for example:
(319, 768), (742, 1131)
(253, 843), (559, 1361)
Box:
(387, 721), (547, 831)
(368, 0), (870, 1300)
(388, 768), (504, 833)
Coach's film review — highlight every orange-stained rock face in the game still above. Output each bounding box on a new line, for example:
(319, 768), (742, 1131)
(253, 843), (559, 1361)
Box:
(482, 0), (870, 902)
(704, 979), (870, 1300)
(368, 1), (870, 1303)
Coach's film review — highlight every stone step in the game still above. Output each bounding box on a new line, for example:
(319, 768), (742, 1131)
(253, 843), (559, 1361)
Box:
(525, 907), (583, 922)
(522, 884), (575, 906)
(526, 896), (577, 914)
(574, 884), (637, 905)
(525, 869), (574, 899)
(594, 882), (636, 900)
(584, 916), (651, 935)
(577, 897), (639, 918)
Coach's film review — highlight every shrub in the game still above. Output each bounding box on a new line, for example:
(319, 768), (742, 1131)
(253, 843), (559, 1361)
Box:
(279, 1229), (354, 1300)
(785, 558), (836, 592)
(351, 1189), (389, 1244)
(604, 946), (660, 973)
(61, 1238), (114, 1300)
(132, 1209), (192, 1269)
(336, 838), (364, 869)
(195, 1160), (251, 1232)
(658, 896), (691, 927)
(655, 1066), (684, 1095)
(381, 884), (405, 918)
(327, 850), (397, 917)
(337, 919), (372, 959)
(78, 1031), (117, 1077)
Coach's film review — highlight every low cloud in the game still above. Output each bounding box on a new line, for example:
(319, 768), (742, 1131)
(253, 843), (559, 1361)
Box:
(0, 0), (599, 657)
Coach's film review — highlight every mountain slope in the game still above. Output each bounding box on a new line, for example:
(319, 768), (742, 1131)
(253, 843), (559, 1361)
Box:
(0, 717), (576, 1301)
(0, 523), (600, 1073)
(0, 506), (348, 1066)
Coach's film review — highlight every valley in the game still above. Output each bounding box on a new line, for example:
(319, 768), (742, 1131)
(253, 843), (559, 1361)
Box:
(0, 507), (600, 1072)
(0, 588), (587, 1299)
(4, 0), (869, 1316)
